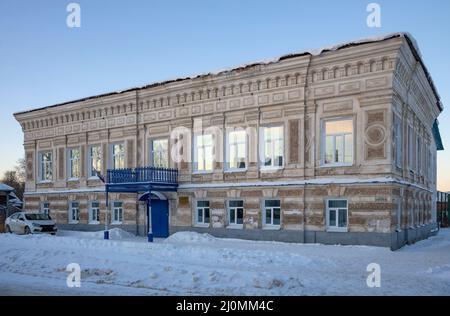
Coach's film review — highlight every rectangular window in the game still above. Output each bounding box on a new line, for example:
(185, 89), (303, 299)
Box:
(264, 200), (281, 227)
(428, 150), (433, 179)
(150, 139), (169, 168)
(395, 119), (402, 168)
(196, 200), (210, 225)
(226, 130), (247, 170)
(68, 148), (81, 179)
(417, 137), (422, 174)
(39, 152), (53, 181)
(112, 201), (123, 224)
(194, 134), (213, 172)
(41, 202), (50, 216)
(408, 126), (414, 170)
(261, 126), (284, 168)
(89, 146), (102, 177)
(228, 200), (244, 226)
(69, 201), (79, 224)
(112, 144), (125, 169)
(89, 201), (100, 224)
(326, 199), (348, 232)
(323, 119), (353, 166)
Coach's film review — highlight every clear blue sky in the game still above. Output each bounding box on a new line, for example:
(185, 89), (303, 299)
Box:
(1, 0), (449, 190)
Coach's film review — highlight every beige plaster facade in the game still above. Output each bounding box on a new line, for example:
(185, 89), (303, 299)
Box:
(14, 34), (443, 249)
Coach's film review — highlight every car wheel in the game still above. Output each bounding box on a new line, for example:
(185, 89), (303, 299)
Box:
(24, 226), (31, 235)
(6, 225), (12, 233)
(50, 233), (56, 236)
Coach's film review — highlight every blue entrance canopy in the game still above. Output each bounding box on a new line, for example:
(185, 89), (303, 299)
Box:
(104, 166), (178, 242)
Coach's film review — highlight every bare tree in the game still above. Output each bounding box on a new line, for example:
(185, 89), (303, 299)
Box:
(2, 158), (25, 200)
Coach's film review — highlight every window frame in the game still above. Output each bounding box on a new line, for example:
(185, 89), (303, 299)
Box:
(69, 201), (80, 224)
(67, 147), (81, 180)
(112, 201), (123, 225)
(227, 199), (244, 228)
(417, 136), (422, 175)
(321, 117), (354, 167)
(394, 118), (403, 169)
(259, 125), (285, 170)
(110, 143), (125, 170)
(262, 199), (281, 229)
(326, 198), (348, 232)
(40, 201), (50, 216)
(89, 201), (100, 224)
(408, 125), (414, 171)
(88, 145), (102, 179)
(38, 151), (53, 182)
(195, 200), (210, 227)
(149, 138), (169, 168)
(193, 133), (214, 174)
(225, 129), (248, 172)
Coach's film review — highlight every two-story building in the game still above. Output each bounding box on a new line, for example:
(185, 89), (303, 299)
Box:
(14, 33), (444, 249)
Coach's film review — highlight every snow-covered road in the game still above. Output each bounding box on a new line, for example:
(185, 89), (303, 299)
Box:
(1, 228), (449, 295)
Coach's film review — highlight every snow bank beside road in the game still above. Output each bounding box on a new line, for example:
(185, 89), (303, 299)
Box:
(57, 228), (137, 240)
(1, 229), (450, 295)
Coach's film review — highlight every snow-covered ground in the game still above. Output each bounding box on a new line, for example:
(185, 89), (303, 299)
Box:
(1, 228), (450, 296)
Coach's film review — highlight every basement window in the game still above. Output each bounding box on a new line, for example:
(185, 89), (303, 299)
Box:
(69, 201), (79, 224)
(112, 201), (123, 224)
(263, 199), (281, 228)
(196, 200), (210, 226)
(227, 200), (244, 227)
(326, 199), (348, 232)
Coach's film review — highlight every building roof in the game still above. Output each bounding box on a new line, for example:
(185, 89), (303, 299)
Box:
(0, 183), (15, 192)
(14, 32), (443, 116)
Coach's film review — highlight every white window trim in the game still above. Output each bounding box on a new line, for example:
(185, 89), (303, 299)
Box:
(111, 201), (123, 225)
(325, 198), (348, 233)
(69, 201), (79, 224)
(88, 145), (102, 179)
(38, 151), (53, 183)
(227, 200), (244, 229)
(395, 119), (403, 169)
(40, 201), (50, 216)
(89, 201), (100, 225)
(67, 147), (81, 180)
(417, 137), (422, 175)
(149, 138), (169, 168)
(110, 143), (125, 170)
(321, 117), (354, 168)
(408, 125), (414, 171)
(195, 200), (210, 227)
(262, 199), (281, 229)
(225, 130), (248, 173)
(193, 133), (214, 174)
(259, 125), (285, 171)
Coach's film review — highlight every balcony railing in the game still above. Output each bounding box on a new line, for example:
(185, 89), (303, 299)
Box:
(107, 167), (178, 186)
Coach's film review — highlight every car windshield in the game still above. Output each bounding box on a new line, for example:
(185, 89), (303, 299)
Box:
(24, 213), (51, 221)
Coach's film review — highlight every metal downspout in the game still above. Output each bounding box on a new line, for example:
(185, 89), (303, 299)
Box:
(135, 90), (140, 236)
(303, 54), (313, 244)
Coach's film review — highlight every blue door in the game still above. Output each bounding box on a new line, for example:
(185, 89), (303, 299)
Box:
(150, 199), (169, 238)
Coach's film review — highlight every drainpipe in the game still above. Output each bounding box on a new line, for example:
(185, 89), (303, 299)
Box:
(135, 90), (140, 236)
(302, 54), (313, 244)
(104, 128), (110, 240)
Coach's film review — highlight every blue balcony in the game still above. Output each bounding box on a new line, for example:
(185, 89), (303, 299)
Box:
(106, 166), (178, 193)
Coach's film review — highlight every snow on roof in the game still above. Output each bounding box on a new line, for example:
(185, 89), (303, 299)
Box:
(0, 183), (14, 192)
(14, 32), (442, 116)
